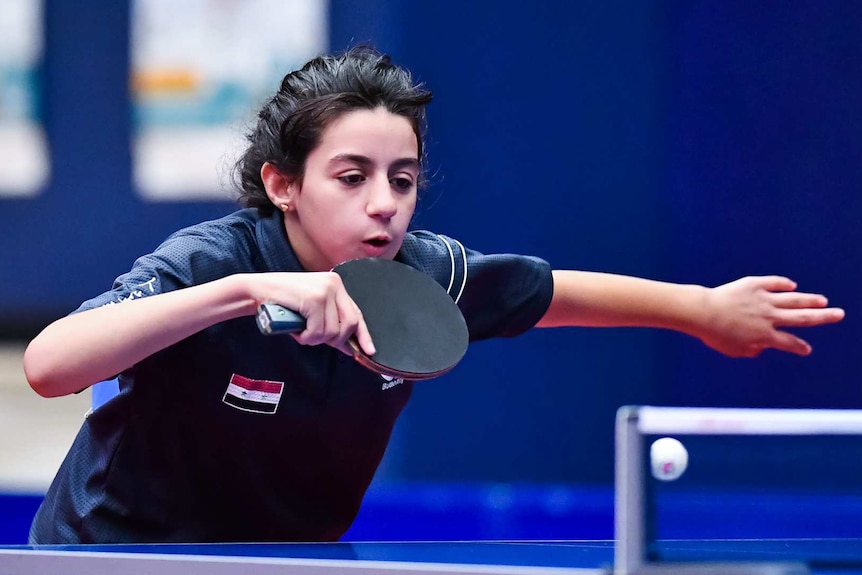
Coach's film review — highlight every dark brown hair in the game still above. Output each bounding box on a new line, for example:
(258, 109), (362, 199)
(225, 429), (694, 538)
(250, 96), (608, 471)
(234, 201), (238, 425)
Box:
(234, 46), (433, 215)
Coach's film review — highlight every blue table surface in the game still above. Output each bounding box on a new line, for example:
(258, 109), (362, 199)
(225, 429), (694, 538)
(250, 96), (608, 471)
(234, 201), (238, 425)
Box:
(1, 541), (615, 569)
(6, 539), (862, 571)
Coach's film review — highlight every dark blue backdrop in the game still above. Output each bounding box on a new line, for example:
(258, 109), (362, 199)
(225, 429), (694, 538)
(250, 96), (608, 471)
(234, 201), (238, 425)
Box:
(2, 0), (859, 489)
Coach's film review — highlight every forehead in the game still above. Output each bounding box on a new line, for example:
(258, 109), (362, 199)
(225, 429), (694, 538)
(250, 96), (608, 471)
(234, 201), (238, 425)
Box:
(314, 107), (419, 160)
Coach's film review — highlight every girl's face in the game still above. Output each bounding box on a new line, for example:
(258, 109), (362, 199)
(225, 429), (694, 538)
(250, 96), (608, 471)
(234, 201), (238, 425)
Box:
(284, 107), (419, 272)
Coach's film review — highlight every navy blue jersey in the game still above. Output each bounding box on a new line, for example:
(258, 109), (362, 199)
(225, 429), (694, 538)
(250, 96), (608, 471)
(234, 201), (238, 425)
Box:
(29, 209), (553, 544)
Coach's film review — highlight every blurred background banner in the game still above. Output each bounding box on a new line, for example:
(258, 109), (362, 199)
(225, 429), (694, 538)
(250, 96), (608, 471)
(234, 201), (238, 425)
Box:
(0, 0), (49, 197)
(131, 0), (327, 200)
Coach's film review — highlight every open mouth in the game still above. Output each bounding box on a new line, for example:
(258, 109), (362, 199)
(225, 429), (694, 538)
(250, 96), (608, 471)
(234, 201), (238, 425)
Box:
(365, 238), (390, 248)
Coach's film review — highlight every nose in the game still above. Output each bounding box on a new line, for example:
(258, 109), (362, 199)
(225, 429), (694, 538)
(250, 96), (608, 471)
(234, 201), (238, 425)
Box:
(365, 177), (398, 219)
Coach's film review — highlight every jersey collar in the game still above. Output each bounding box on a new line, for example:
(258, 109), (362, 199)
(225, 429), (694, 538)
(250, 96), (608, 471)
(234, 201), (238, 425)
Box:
(255, 210), (304, 272)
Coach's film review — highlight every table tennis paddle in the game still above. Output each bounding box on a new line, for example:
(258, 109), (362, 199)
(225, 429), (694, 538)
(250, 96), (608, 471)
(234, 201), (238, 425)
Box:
(256, 258), (469, 381)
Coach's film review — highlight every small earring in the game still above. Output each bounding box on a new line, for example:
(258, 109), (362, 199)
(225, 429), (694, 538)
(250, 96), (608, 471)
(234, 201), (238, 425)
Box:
(280, 203), (290, 212)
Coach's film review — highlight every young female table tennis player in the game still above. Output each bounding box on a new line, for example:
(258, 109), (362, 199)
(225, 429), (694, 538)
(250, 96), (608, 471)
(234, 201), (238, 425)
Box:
(23, 47), (844, 544)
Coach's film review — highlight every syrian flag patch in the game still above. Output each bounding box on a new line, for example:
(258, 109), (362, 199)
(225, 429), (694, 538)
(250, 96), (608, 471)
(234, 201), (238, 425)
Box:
(222, 374), (284, 415)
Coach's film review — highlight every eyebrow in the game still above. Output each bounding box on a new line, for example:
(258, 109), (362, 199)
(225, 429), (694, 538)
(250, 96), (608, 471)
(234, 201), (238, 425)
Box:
(329, 154), (420, 172)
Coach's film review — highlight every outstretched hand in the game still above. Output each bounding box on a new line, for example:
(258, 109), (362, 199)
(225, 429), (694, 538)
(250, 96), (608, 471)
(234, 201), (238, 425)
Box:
(698, 276), (844, 358)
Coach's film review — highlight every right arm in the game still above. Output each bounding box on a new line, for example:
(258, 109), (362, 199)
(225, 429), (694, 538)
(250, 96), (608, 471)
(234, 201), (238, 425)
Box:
(24, 272), (373, 398)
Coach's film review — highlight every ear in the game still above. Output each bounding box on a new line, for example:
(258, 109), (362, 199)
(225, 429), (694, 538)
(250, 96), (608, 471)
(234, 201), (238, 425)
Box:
(261, 162), (297, 207)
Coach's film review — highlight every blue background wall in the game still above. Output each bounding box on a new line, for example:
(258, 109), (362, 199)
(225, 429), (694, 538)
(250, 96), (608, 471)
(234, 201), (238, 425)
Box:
(2, 0), (860, 527)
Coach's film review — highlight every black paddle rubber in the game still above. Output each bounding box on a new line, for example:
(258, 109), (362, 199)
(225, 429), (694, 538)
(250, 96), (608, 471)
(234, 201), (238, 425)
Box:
(256, 258), (469, 380)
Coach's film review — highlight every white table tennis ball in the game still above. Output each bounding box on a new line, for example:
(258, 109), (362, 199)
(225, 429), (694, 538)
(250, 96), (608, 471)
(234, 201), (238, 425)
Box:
(650, 437), (688, 481)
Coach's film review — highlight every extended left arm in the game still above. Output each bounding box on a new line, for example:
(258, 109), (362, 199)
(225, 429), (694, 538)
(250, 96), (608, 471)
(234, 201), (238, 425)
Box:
(536, 270), (845, 357)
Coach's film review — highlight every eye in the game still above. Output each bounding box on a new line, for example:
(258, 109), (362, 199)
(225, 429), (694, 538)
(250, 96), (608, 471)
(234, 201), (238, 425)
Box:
(390, 177), (415, 191)
(338, 173), (365, 185)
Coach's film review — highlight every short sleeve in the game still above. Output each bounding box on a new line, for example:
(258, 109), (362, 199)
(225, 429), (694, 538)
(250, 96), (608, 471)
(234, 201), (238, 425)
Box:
(72, 219), (256, 315)
(398, 232), (554, 341)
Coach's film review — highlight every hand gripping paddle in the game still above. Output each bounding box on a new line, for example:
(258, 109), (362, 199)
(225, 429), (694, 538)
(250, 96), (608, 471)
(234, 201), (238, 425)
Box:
(256, 258), (469, 380)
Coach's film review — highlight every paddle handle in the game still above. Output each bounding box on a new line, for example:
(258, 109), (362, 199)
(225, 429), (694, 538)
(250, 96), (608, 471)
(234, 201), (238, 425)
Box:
(256, 303), (306, 335)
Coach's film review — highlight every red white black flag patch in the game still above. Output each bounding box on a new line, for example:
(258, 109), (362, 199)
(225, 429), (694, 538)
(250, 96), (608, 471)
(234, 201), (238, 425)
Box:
(222, 374), (284, 414)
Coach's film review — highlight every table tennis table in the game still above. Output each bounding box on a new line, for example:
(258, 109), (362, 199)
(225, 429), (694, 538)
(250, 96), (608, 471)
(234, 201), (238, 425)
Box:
(4, 407), (862, 574)
(2, 539), (862, 575)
